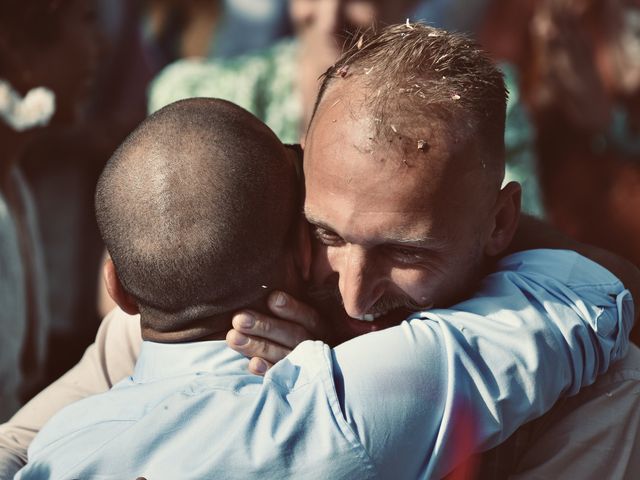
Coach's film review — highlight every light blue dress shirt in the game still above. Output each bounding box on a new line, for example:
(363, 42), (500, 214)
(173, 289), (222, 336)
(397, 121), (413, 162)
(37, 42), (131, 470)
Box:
(17, 250), (633, 480)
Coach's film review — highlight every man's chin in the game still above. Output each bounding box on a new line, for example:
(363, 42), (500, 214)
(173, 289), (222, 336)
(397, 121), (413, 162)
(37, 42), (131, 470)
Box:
(331, 307), (414, 345)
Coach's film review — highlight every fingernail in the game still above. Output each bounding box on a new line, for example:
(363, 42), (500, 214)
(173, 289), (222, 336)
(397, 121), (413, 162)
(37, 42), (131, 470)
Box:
(274, 292), (286, 307)
(254, 359), (267, 374)
(230, 331), (249, 346)
(235, 313), (254, 329)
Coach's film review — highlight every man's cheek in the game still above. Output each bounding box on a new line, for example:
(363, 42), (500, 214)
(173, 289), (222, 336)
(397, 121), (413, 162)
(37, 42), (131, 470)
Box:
(389, 268), (437, 307)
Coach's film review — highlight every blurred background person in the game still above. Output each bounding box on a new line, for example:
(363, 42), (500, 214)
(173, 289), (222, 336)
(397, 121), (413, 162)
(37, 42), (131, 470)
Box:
(149, 0), (423, 141)
(18, 0), (158, 388)
(0, 0), (100, 421)
(479, 0), (640, 343)
(413, 0), (489, 32)
(143, 0), (290, 62)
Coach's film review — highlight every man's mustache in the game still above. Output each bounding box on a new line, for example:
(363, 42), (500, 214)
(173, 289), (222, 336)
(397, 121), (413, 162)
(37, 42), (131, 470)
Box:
(307, 283), (429, 316)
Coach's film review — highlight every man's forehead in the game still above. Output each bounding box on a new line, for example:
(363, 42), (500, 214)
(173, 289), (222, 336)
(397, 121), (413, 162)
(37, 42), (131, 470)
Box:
(304, 124), (455, 210)
(308, 79), (459, 168)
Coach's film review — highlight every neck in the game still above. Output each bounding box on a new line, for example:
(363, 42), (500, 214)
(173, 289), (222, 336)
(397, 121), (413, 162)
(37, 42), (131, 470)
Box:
(140, 313), (232, 343)
(141, 328), (228, 343)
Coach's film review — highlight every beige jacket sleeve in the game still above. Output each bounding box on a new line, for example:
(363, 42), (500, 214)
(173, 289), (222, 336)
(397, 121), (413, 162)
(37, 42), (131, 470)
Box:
(0, 308), (141, 478)
(511, 343), (640, 480)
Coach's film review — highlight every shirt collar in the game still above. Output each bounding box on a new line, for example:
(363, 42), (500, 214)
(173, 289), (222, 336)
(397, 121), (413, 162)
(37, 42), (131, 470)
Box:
(133, 340), (250, 382)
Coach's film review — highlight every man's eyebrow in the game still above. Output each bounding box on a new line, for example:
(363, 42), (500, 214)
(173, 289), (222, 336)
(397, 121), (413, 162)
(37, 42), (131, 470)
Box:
(392, 237), (436, 245)
(304, 211), (337, 232)
(386, 235), (448, 250)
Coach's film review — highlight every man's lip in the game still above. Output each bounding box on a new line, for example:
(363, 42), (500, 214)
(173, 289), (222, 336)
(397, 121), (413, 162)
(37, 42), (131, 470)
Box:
(344, 315), (381, 335)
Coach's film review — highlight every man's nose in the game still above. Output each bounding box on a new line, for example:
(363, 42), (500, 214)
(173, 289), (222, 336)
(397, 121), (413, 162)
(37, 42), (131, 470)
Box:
(337, 244), (383, 318)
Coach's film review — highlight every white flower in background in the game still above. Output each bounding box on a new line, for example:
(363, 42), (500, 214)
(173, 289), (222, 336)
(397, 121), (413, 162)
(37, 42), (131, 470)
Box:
(0, 79), (56, 132)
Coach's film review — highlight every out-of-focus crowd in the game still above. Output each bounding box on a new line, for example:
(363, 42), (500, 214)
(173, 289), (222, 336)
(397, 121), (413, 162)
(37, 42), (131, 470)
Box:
(1, 0), (638, 422)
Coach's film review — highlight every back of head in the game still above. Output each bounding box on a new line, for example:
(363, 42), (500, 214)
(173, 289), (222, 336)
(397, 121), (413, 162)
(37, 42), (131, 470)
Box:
(312, 22), (508, 187)
(96, 98), (298, 332)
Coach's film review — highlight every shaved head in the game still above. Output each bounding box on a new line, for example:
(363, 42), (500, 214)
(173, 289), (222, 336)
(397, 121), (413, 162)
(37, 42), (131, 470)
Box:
(96, 98), (299, 333)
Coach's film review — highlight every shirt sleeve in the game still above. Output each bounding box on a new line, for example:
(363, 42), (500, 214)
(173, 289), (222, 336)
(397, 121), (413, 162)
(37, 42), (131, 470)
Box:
(0, 309), (141, 477)
(330, 249), (634, 479)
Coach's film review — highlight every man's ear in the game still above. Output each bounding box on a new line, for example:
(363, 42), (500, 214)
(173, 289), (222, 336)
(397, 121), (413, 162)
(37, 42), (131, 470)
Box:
(103, 258), (140, 315)
(484, 181), (522, 257)
(293, 216), (312, 281)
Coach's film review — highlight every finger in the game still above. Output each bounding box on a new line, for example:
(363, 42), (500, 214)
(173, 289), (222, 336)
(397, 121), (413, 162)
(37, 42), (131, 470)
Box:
(232, 311), (311, 349)
(226, 329), (292, 365)
(267, 291), (322, 335)
(248, 357), (273, 376)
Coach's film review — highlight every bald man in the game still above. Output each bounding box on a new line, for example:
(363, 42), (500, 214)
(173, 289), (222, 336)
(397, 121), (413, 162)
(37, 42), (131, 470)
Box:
(15, 92), (633, 479)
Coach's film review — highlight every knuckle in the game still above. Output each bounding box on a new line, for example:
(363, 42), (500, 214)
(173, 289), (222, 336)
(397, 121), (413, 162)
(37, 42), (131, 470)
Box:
(259, 340), (272, 357)
(260, 316), (272, 334)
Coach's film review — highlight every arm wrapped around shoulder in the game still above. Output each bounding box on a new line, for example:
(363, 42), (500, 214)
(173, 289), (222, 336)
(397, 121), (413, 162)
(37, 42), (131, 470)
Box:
(330, 249), (634, 479)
